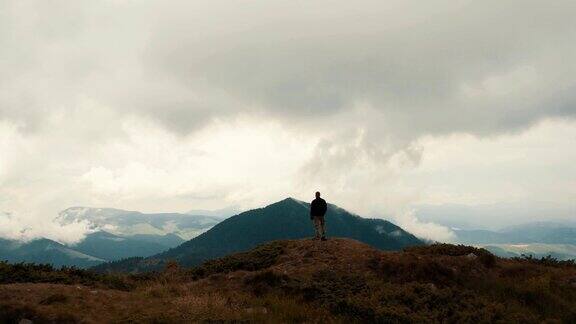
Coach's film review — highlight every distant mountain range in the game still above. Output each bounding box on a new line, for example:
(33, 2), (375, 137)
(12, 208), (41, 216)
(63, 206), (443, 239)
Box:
(0, 231), (187, 268)
(93, 198), (423, 273)
(58, 207), (223, 240)
(3, 202), (574, 269)
(453, 221), (576, 260)
(0, 237), (104, 268)
(0, 207), (225, 268)
(454, 222), (576, 245)
(482, 243), (576, 260)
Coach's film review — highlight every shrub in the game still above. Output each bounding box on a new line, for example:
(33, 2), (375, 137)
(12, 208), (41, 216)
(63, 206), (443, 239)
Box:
(188, 241), (285, 279)
(39, 293), (69, 305)
(90, 256), (145, 273)
(0, 261), (139, 291)
(513, 254), (576, 268)
(405, 243), (497, 268)
(244, 270), (292, 296)
(369, 256), (460, 286)
(245, 270), (289, 288)
(0, 303), (44, 324)
(298, 270), (369, 309)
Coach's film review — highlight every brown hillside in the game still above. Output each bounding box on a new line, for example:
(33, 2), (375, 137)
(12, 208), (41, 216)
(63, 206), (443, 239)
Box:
(1, 238), (576, 323)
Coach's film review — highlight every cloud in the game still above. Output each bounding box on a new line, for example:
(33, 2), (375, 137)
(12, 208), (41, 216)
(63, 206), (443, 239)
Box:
(392, 209), (456, 242)
(2, 0), (575, 137)
(147, 0), (576, 136)
(0, 0), (575, 243)
(0, 211), (93, 244)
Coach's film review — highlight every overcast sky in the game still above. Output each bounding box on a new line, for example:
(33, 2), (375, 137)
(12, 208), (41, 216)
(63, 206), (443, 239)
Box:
(1, 0), (575, 243)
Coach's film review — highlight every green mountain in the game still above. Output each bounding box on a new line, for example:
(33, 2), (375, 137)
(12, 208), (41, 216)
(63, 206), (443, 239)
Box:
(1, 204), (220, 268)
(93, 198), (423, 273)
(0, 206), (219, 268)
(129, 233), (185, 247)
(0, 231), (187, 268)
(0, 238), (104, 268)
(71, 231), (183, 261)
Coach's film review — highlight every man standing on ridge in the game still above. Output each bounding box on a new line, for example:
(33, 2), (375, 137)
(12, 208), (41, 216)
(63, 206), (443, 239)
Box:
(310, 191), (328, 241)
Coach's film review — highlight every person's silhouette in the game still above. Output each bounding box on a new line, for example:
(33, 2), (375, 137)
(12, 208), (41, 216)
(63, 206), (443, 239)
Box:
(310, 191), (328, 241)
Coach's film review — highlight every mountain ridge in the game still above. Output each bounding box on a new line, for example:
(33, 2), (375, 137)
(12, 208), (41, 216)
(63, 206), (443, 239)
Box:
(58, 207), (222, 240)
(0, 237), (104, 268)
(93, 197), (423, 273)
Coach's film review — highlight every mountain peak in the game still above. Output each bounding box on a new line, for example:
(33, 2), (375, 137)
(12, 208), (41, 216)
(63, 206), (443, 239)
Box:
(267, 197), (308, 209)
(94, 198), (423, 272)
(280, 197), (302, 203)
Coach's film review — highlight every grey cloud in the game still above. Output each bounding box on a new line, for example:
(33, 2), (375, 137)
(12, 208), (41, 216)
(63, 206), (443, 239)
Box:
(138, 0), (576, 198)
(1, 0), (575, 139)
(1, 0), (573, 178)
(2, 0), (576, 244)
(147, 0), (576, 138)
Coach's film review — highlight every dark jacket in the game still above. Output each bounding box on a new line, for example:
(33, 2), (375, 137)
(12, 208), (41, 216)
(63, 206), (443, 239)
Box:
(310, 198), (327, 218)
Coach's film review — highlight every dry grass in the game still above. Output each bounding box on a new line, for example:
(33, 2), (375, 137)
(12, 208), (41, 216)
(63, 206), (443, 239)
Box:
(1, 238), (576, 323)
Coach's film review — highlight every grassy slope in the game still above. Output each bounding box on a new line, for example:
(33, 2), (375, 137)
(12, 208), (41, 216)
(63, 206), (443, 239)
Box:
(1, 239), (576, 323)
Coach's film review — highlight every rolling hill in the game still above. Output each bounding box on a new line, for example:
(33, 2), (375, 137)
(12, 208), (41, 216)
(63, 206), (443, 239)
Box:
(0, 238), (104, 269)
(2, 239), (575, 322)
(0, 231), (186, 268)
(69, 231), (183, 262)
(0, 207), (225, 268)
